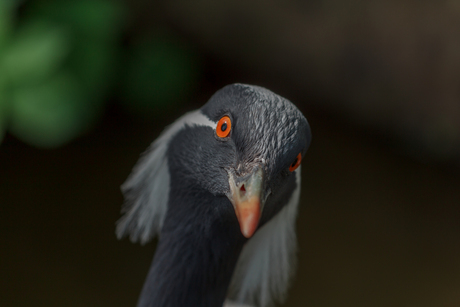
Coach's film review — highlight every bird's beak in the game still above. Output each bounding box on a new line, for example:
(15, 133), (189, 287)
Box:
(227, 167), (265, 238)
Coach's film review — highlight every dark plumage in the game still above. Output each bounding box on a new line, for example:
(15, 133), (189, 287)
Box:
(117, 84), (311, 307)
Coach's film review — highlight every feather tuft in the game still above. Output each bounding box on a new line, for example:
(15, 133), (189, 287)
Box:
(116, 110), (216, 244)
(227, 168), (301, 307)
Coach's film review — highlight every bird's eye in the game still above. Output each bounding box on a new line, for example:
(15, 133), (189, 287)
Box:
(289, 153), (302, 172)
(216, 116), (232, 138)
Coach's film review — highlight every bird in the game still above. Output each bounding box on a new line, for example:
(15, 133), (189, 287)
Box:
(116, 83), (312, 307)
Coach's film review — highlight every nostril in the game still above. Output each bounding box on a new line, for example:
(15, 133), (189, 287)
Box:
(240, 185), (246, 192)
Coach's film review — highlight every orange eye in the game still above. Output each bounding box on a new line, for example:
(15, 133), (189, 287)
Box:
(216, 116), (231, 138)
(289, 153), (302, 172)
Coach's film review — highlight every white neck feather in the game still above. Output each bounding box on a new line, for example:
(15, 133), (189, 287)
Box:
(227, 168), (301, 307)
(116, 110), (216, 244)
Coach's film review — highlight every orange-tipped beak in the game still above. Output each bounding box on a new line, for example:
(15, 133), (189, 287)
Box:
(227, 167), (264, 238)
(233, 195), (261, 238)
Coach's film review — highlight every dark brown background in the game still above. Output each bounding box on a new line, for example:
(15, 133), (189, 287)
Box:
(2, 1), (460, 306)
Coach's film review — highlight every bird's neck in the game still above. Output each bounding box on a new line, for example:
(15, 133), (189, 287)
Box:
(137, 188), (246, 307)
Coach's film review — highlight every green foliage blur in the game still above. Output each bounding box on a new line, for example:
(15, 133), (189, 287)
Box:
(122, 32), (200, 115)
(0, 0), (201, 148)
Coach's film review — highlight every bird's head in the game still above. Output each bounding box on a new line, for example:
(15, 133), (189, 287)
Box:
(165, 84), (311, 238)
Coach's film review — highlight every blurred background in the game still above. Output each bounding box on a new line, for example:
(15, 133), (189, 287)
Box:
(1, 0), (460, 306)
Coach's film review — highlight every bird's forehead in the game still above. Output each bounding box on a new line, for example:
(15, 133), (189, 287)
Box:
(233, 93), (301, 159)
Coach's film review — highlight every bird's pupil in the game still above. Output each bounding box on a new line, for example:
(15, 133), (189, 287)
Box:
(291, 158), (298, 167)
(221, 122), (227, 132)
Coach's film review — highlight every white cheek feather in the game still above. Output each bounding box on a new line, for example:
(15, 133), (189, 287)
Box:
(116, 110), (216, 244)
(227, 167), (302, 307)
